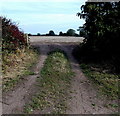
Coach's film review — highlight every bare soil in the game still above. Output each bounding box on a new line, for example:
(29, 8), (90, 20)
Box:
(2, 36), (118, 114)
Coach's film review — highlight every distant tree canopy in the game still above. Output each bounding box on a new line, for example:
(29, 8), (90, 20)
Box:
(58, 30), (79, 36)
(37, 33), (40, 36)
(48, 30), (55, 36)
(59, 31), (63, 36)
(28, 29), (79, 37)
(77, 2), (120, 72)
(28, 33), (32, 36)
(66, 29), (76, 36)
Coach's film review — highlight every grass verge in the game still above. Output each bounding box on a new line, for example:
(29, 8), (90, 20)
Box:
(24, 50), (74, 114)
(80, 63), (119, 100)
(2, 47), (39, 92)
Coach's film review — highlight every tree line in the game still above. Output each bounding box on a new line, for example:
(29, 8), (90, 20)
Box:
(28, 29), (80, 37)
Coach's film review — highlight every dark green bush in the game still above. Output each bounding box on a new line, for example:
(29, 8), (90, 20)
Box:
(76, 2), (120, 73)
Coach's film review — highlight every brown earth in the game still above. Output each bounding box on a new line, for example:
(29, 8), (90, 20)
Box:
(2, 36), (118, 114)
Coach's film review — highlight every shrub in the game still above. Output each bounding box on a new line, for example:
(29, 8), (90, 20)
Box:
(1, 17), (28, 52)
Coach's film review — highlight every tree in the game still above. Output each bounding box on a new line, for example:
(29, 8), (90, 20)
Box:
(49, 30), (55, 36)
(77, 2), (120, 72)
(77, 2), (120, 52)
(37, 33), (40, 36)
(66, 29), (76, 36)
(59, 31), (63, 36)
(28, 33), (32, 36)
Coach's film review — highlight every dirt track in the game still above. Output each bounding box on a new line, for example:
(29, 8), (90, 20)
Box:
(2, 36), (118, 114)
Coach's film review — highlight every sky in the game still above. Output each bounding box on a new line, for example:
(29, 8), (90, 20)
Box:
(1, 0), (86, 34)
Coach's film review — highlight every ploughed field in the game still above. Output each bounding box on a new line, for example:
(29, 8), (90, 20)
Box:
(29, 36), (84, 43)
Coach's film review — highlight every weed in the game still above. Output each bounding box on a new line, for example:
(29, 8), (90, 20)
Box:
(24, 71), (35, 75)
(91, 103), (96, 106)
(108, 103), (119, 108)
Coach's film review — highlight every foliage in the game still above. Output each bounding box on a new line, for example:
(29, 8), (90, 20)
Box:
(37, 33), (40, 36)
(66, 29), (76, 36)
(1, 17), (28, 52)
(58, 29), (79, 37)
(59, 31), (63, 36)
(77, 26), (86, 37)
(77, 2), (120, 72)
(1, 17), (38, 91)
(48, 30), (55, 36)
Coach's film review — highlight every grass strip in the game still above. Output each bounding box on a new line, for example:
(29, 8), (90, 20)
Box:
(80, 63), (119, 100)
(24, 50), (74, 114)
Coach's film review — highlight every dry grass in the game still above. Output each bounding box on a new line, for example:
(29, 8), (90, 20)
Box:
(2, 48), (39, 91)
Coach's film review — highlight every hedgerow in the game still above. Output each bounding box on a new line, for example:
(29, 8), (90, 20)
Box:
(1, 17), (39, 91)
(1, 17), (28, 52)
